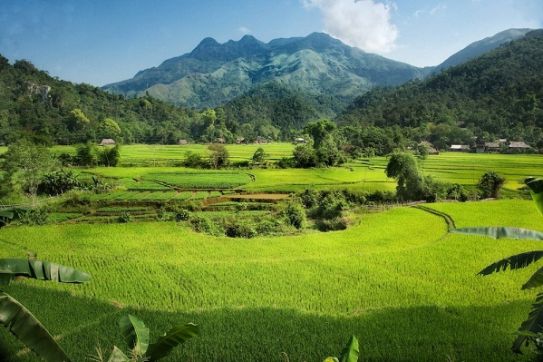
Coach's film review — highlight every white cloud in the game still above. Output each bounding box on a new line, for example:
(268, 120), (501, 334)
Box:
(238, 26), (252, 35)
(303, 0), (398, 53)
(429, 3), (447, 16)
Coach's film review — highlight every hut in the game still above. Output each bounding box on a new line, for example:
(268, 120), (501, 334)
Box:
(100, 139), (116, 146)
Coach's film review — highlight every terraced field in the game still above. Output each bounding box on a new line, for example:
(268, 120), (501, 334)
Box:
(0, 200), (541, 361)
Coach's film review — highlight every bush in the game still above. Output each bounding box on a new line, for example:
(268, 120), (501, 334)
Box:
(118, 211), (131, 223)
(75, 143), (97, 167)
(57, 153), (73, 166)
(15, 207), (49, 225)
(478, 171), (506, 198)
(175, 209), (190, 222)
(224, 222), (257, 238)
(184, 151), (204, 168)
(293, 144), (317, 168)
(316, 217), (349, 232)
(277, 157), (295, 169)
(284, 201), (306, 229)
(300, 189), (320, 208)
(98, 145), (120, 167)
(312, 192), (347, 219)
(37, 170), (81, 196)
(189, 216), (215, 234)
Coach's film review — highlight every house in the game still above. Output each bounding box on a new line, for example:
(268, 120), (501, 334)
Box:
(449, 144), (470, 152)
(235, 137), (246, 144)
(255, 136), (268, 144)
(215, 137), (225, 144)
(100, 139), (115, 146)
(508, 141), (532, 153)
(178, 139), (188, 145)
(484, 141), (501, 153)
(293, 137), (306, 144)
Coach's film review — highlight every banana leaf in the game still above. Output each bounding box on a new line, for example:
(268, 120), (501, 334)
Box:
(107, 346), (129, 362)
(513, 291), (543, 353)
(479, 251), (543, 275)
(0, 210), (14, 220)
(453, 227), (543, 240)
(0, 258), (91, 285)
(526, 177), (543, 215)
(147, 323), (199, 361)
(0, 291), (71, 362)
(118, 314), (149, 356)
(338, 336), (359, 362)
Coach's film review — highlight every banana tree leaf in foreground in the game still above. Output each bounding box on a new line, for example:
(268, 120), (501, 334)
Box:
(0, 258), (91, 285)
(453, 227), (543, 240)
(526, 177), (543, 215)
(0, 210), (14, 220)
(107, 346), (130, 362)
(323, 336), (360, 362)
(512, 291), (543, 353)
(0, 292), (71, 362)
(147, 323), (199, 361)
(119, 314), (150, 356)
(479, 251), (543, 275)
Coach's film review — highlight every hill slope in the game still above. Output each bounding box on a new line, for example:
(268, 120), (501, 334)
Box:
(103, 33), (426, 108)
(435, 28), (533, 71)
(338, 30), (543, 145)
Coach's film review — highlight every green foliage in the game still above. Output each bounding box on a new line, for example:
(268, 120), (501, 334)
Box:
(385, 153), (425, 201)
(38, 169), (81, 196)
(324, 336), (360, 362)
(183, 151), (204, 168)
(0, 292), (72, 362)
(208, 144), (229, 169)
(99, 145), (121, 167)
(15, 207), (49, 225)
(76, 143), (98, 167)
(339, 30), (543, 145)
(252, 147), (266, 165)
(1, 141), (57, 198)
(284, 201), (306, 229)
(0, 258), (91, 285)
(478, 171), (505, 198)
(118, 211), (131, 223)
(107, 314), (199, 362)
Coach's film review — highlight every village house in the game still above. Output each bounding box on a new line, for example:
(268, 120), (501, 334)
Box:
(508, 141), (532, 153)
(99, 138), (116, 146)
(293, 137), (306, 144)
(178, 139), (188, 145)
(449, 144), (470, 152)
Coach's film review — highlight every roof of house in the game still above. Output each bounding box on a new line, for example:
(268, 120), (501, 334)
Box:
(509, 141), (531, 148)
(449, 144), (469, 150)
(100, 138), (115, 145)
(485, 142), (501, 148)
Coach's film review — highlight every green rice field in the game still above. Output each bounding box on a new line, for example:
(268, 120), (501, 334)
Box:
(1, 200), (542, 361)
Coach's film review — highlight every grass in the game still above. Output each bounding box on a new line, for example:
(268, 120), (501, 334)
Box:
(1, 200), (542, 361)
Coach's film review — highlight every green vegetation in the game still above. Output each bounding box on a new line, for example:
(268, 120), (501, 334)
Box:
(0, 200), (542, 360)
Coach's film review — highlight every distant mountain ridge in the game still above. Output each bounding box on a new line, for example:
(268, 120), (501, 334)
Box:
(435, 28), (533, 71)
(103, 32), (426, 109)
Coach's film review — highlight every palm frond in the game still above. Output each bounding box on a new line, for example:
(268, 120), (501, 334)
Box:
(479, 251), (543, 275)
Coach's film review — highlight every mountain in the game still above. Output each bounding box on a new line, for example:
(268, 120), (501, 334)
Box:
(435, 28), (533, 72)
(103, 32), (426, 109)
(338, 30), (543, 145)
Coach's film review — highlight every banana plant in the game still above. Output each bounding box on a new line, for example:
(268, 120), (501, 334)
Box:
(462, 177), (543, 353)
(103, 314), (199, 362)
(323, 335), (360, 362)
(0, 256), (91, 362)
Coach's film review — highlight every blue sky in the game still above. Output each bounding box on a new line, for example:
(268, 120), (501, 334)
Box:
(1, 0), (542, 86)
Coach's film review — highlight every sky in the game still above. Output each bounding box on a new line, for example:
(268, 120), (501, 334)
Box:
(1, 0), (542, 86)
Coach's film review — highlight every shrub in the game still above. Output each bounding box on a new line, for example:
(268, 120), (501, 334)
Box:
(313, 192), (347, 219)
(478, 171), (505, 198)
(98, 145), (120, 167)
(293, 144), (317, 168)
(15, 207), (49, 225)
(57, 153), (73, 166)
(277, 157), (295, 169)
(300, 189), (319, 208)
(117, 211), (131, 223)
(184, 151), (204, 168)
(75, 143), (97, 167)
(316, 217), (349, 232)
(175, 209), (190, 222)
(224, 222), (257, 238)
(37, 170), (81, 196)
(284, 201), (306, 229)
(189, 216), (215, 234)
(208, 144), (229, 169)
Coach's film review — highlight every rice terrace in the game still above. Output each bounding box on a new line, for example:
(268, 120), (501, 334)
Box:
(1, 1), (543, 362)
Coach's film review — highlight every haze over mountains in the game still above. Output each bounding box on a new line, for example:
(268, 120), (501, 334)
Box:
(103, 29), (533, 111)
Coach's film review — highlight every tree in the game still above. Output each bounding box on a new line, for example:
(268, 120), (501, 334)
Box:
(293, 144), (317, 168)
(1, 141), (57, 202)
(75, 143), (97, 167)
(478, 171), (505, 198)
(304, 120), (336, 148)
(284, 201), (306, 229)
(101, 118), (122, 137)
(252, 147), (266, 165)
(98, 145), (121, 167)
(385, 153), (425, 201)
(208, 144), (229, 169)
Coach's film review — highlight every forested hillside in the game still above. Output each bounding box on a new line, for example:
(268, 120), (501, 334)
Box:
(338, 30), (543, 148)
